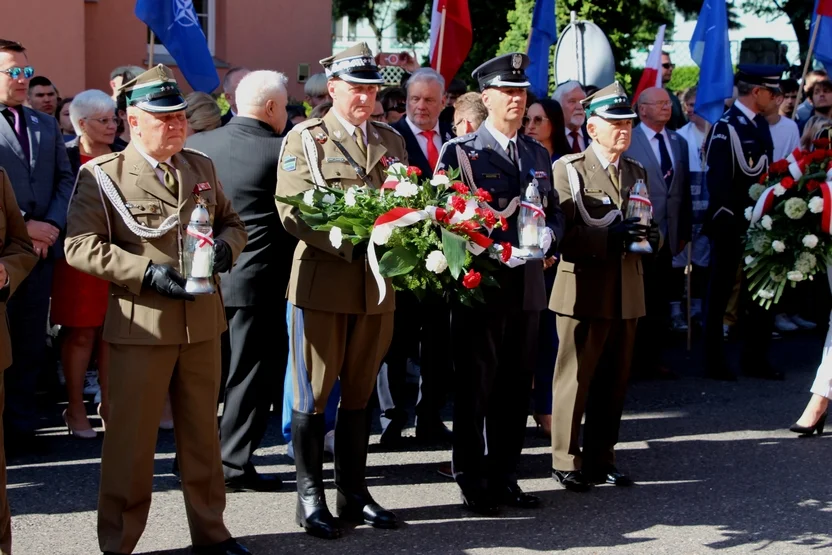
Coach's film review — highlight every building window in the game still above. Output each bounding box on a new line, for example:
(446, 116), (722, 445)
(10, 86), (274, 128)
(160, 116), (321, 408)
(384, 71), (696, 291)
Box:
(148, 0), (215, 57)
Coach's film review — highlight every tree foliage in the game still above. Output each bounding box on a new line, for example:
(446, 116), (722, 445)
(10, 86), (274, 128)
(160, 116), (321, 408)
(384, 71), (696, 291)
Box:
(334, 0), (402, 49)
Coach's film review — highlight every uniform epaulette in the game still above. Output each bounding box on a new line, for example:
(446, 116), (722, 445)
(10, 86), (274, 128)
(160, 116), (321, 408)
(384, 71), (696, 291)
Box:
(182, 147), (210, 158)
(558, 152), (585, 164)
(370, 120), (402, 137)
(290, 118), (323, 134)
(445, 133), (474, 146)
(90, 151), (121, 165)
(623, 156), (644, 169)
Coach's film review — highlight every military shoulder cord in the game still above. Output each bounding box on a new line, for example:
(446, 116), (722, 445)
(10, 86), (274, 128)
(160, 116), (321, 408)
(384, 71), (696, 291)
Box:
(561, 160), (622, 228)
(703, 123), (768, 181)
(300, 129), (328, 189)
(455, 144), (521, 219)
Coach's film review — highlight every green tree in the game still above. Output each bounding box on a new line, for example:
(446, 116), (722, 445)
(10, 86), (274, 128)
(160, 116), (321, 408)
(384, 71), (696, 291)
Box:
(334, 0), (402, 50)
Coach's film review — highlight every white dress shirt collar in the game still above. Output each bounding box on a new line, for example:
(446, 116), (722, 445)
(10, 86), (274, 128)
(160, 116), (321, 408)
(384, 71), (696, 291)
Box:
(735, 99), (758, 123)
(484, 118), (518, 152)
(405, 116), (439, 139)
(590, 141), (619, 170)
(331, 108), (368, 143)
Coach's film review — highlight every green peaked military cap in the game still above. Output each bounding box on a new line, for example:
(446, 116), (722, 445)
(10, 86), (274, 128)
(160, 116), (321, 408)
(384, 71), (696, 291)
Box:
(320, 42), (385, 85)
(581, 81), (637, 120)
(119, 64), (188, 113)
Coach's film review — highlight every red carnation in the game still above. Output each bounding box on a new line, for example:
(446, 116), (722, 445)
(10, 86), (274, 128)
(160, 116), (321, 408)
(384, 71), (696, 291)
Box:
(451, 182), (468, 194)
(500, 242), (512, 262)
(758, 172), (768, 184)
(499, 216), (509, 231)
(482, 210), (497, 227)
(435, 169), (446, 176)
(456, 220), (480, 233)
(769, 160), (789, 175)
(813, 138), (831, 150)
(807, 179), (822, 192)
(451, 195), (467, 212)
(780, 176), (795, 190)
(434, 207), (448, 223)
(406, 166), (422, 178)
(476, 189), (493, 202)
(462, 269), (482, 289)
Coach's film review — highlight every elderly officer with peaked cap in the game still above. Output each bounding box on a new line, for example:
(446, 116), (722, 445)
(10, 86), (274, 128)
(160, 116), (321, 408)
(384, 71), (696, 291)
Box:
(435, 53), (564, 516)
(550, 82), (660, 494)
(275, 43), (408, 540)
(65, 64), (249, 555)
(702, 64), (781, 382)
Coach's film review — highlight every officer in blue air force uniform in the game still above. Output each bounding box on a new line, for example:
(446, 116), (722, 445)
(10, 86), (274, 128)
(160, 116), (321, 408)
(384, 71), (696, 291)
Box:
(435, 52), (565, 516)
(702, 65), (781, 381)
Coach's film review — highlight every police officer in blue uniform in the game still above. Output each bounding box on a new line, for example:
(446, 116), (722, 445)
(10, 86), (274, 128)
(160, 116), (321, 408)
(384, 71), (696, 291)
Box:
(703, 65), (782, 380)
(436, 53), (565, 515)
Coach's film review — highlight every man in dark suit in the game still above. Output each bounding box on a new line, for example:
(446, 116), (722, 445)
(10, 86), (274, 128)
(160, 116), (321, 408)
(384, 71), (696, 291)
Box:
(702, 65), (780, 381)
(437, 53), (564, 515)
(0, 39), (74, 448)
(625, 86), (691, 379)
(553, 80), (590, 153)
(220, 67), (250, 127)
(187, 70), (293, 492)
(379, 68), (455, 445)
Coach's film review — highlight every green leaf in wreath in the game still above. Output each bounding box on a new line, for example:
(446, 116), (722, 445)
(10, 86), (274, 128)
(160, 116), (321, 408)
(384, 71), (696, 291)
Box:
(441, 228), (467, 279)
(378, 247), (420, 277)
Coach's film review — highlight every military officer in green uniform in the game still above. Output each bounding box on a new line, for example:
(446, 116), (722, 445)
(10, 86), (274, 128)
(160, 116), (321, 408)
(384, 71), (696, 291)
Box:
(275, 43), (408, 539)
(65, 65), (250, 555)
(550, 82), (660, 493)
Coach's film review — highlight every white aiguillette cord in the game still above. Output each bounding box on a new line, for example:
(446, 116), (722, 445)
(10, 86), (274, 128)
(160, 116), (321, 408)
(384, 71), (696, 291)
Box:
(562, 159), (622, 228)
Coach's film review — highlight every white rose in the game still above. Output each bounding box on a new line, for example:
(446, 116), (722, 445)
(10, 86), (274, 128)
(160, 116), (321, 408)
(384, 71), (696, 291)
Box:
(372, 224), (393, 245)
(329, 226), (343, 249)
(773, 184), (786, 196)
(321, 193), (336, 205)
(303, 189), (315, 205)
(771, 240), (786, 253)
(745, 255), (755, 265)
(761, 215), (773, 230)
(809, 196), (824, 214)
(758, 289), (775, 300)
(344, 187), (358, 207)
(803, 234), (819, 248)
(744, 207), (753, 221)
(425, 250), (448, 274)
(430, 174), (450, 187)
(393, 179), (419, 198)
(787, 270), (805, 282)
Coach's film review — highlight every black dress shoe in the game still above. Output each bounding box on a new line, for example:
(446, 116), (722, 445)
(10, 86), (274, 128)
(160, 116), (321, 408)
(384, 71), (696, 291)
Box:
(415, 420), (453, 444)
(191, 538), (251, 555)
(491, 483), (540, 508)
(552, 469), (591, 492)
(225, 469), (282, 493)
(586, 467), (634, 487)
(459, 486), (500, 516)
(337, 490), (398, 529)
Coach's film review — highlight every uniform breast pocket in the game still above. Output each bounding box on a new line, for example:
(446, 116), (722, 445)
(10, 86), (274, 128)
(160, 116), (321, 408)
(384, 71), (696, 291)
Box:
(478, 176), (515, 209)
(126, 199), (164, 228)
(321, 162), (360, 189)
(581, 191), (615, 219)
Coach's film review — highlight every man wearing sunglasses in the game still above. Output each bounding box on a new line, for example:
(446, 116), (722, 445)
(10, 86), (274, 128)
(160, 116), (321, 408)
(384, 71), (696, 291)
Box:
(660, 52), (686, 130)
(0, 38), (74, 453)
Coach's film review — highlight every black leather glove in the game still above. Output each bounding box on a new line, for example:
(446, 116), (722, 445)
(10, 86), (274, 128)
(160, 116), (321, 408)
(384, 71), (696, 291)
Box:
(142, 263), (196, 301)
(608, 217), (648, 253)
(213, 239), (232, 274)
(647, 221), (661, 252)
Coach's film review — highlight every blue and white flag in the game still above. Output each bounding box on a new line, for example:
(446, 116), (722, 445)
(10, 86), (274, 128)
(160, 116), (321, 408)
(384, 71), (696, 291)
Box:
(526, 0), (557, 99)
(135, 0), (219, 93)
(689, 0), (733, 124)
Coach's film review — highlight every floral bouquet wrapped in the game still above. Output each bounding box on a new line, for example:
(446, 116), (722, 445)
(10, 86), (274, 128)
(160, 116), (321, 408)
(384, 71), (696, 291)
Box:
(743, 139), (832, 308)
(276, 163), (523, 306)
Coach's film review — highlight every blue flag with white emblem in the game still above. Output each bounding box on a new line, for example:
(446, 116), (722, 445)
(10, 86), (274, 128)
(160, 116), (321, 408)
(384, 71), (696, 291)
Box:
(135, 0), (219, 93)
(689, 0), (732, 124)
(526, 0), (557, 99)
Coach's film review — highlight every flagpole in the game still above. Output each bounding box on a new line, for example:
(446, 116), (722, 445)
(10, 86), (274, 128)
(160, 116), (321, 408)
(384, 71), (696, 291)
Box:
(148, 30), (156, 69)
(436, 6), (447, 75)
(793, 15), (821, 121)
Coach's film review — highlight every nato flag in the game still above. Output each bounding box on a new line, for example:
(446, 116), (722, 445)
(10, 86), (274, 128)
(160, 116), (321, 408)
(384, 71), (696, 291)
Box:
(527, 0), (557, 99)
(135, 0), (220, 93)
(689, 0), (732, 124)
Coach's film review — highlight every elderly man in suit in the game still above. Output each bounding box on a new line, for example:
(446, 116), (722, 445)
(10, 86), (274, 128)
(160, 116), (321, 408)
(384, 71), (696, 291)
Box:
(65, 65), (249, 555)
(436, 53), (564, 516)
(553, 81), (590, 154)
(550, 82), (660, 493)
(626, 86), (691, 379)
(0, 39), (74, 449)
(378, 68), (455, 445)
(187, 70), (293, 493)
(0, 166), (38, 555)
(275, 43), (408, 540)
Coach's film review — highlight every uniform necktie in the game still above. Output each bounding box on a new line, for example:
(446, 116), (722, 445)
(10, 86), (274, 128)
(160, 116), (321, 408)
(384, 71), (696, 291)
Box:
(608, 163), (620, 189)
(354, 126), (367, 163)
(570, 130), (581, 153)
(507, 141), (517, 165)
(420, 129), (439, 170)
(158, 162), (178, 197)
(656, 132), (674, 188)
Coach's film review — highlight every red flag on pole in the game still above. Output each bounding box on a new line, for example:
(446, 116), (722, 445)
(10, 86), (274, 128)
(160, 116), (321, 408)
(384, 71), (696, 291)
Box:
(818, 0), (832, 16)
(429, 0), (473, 85)
(632, 25), (667, 107)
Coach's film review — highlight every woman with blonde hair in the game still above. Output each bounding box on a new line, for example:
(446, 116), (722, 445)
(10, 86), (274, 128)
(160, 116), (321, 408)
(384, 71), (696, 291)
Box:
(185, 91), (222, 135)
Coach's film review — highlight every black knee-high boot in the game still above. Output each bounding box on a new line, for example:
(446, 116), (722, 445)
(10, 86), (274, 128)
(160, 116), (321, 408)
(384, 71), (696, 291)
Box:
(292, 410), (341, 539)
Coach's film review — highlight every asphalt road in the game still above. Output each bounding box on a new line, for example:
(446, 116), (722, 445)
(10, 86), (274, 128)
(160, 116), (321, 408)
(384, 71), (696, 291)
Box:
(7, 331), (832, 554)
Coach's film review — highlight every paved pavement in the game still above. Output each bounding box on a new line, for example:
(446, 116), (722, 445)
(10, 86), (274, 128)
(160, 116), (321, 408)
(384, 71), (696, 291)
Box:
(7, 331), (832, 554)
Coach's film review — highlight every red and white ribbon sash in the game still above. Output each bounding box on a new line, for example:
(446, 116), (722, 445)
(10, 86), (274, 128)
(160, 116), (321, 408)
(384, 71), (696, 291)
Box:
(187, 227), (214, 248)
(820, 181), (832, 235)
(520, 201), (545, 219)
(749, 185), (777, 225)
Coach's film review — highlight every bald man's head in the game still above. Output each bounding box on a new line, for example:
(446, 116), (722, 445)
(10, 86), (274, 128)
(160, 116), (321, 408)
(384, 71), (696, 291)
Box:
(638, 87), (672, 129)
